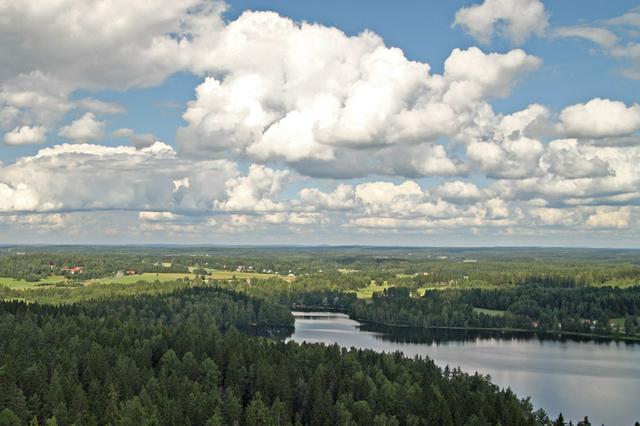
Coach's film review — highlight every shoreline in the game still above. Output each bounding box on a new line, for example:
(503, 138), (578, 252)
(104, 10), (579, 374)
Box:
(291, 306), (640, 343)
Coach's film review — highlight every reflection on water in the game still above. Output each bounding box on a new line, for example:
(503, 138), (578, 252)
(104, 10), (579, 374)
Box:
(287, 311), (640, 426)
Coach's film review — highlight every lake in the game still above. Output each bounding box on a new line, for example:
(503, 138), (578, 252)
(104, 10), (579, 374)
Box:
(287, 311), (640, 425)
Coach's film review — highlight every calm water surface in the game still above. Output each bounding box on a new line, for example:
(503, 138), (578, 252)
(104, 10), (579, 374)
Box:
(287, 312), (640, 426)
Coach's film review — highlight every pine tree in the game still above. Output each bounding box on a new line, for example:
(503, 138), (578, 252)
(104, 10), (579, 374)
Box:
(245, 392), (274, 426)
(0, 409), (21, 426)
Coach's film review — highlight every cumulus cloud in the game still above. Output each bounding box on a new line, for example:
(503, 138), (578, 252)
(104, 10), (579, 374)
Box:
(586, 207), (631, 229)
(58, 113), (106, 143)
(177, 10), (540, 178)
(0, 72), (73, 131)
(540, 139), (612, 179)
(453, 0), (548, 45)
(443, 48), (541, 100)
(0, 213), (68, 231)
(139, 211), (178, 222)
(435, 181), (483, 204)
(214, 164), (289, 213)
(0, 142), (237, 214)
(298, 184), (356, 211)
(0, 0), (224, 89)
(112, 128), (158, 149)
(0, 0), (225, 136)
(464, 104), (548, 179)
(4, 125), (47, 145)
(489, 142), (640, 208)
(1, 1), (638, 242)
(529, 207), (580, 226)
(559, 98), (640, 138)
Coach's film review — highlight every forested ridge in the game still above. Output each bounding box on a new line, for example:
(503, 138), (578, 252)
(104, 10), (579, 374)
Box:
(0, 286), (549, 426)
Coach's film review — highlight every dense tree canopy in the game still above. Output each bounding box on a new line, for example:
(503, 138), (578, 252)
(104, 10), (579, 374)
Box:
(0, 286), (549, 425)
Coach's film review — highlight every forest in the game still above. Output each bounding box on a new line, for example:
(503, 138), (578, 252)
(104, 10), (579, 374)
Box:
(0, 286), (549, 425)
(348, 286), (640, 336)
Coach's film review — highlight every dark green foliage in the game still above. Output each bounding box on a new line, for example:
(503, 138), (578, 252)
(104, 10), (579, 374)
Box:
(0, 286), (543, 425)
(330, 286), (640, 337)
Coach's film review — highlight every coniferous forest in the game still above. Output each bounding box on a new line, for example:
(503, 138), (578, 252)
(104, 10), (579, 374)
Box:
(0, 286), (546, 426)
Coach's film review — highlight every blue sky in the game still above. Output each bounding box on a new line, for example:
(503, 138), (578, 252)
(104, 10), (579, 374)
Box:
(1, 0), (640, 246)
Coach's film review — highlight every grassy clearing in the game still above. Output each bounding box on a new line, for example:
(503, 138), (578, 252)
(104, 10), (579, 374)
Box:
(609, 317), (626, 327)
(5, 280), (200, 305)
(395, 273), (415, 279)
(90, 270), (281, 285)
(209, 270), (282, 280)
(473, 307), (507, 317)
(0, 275), (68, 289)
(90, 273), (196, 285)
(354, 283), (393, 299)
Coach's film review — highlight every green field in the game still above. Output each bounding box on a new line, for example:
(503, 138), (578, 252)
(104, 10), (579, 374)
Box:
(91, 270), (281, 285)
(0, 275), (68, 289)
(0, 269), (282, 291)
(473, 307), (507, 317)
(208, 269), (283, 280)
(354, 283), (393, 299)
(90, 273), (196, 285)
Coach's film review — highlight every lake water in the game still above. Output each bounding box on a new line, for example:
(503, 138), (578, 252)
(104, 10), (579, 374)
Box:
(288, 311), (640, 425)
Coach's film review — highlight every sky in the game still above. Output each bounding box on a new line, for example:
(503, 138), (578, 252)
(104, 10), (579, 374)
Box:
(1, 0), (640, 247)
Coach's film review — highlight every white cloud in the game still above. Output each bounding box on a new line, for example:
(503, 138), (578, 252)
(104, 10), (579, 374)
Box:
(214, 164), (289, 213)
(559, 98), (640, 138)
(540, 139), (612, 179)
(488, 142), (640, 208)
(464, 104), (548, 179)
(0, 142), (237, 214)
(453, 0), (548, 45)
(443, 48), (541, 100)
(58, 112), (106, 143)
(354, 181), (425, 216)
(610, 43), (640, 79)
(139, 211), (177, 222)
(551, 26), (618, 48)
(529, 207), (580, 226)
(0, 213), (67, 231)
(0, 0), (225, 134)
(77, 99), (125, 115)
(548, 7), (640, 81)
(177, 10), (539, 178)
(298, 184), (355, 210)
(112, 128), (158, 149)
(1, 1), (639, 243)
(0, 72), (73, 131)
(435, 181), (483, 204)
(586, 207), (631, 229)
(605, 10), (640, 28)
(4, 125), (47, 145)
(0, 0), (224, 89)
